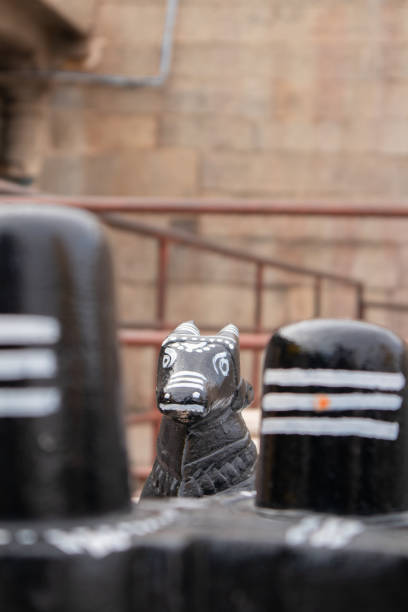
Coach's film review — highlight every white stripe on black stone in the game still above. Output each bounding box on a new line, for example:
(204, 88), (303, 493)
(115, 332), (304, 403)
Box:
(0, 349), (57, 380)
(166, 382), (204, 391)
(0, 388), (61, 417)
(173, 322), (200, 336)
(171, 370), (207, 380)
(262, 392), (402, 412)
(167, 377), (205, 386)
(264, 368), (405, 391)
(261, 417), (399, 441)
(0, 315), (60, 346)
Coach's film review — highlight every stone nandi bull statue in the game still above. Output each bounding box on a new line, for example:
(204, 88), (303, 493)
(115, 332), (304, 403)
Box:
(141, 321), (257, 497)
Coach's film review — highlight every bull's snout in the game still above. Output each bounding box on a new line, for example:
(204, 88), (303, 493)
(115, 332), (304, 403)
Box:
(158, 370), (209, 420)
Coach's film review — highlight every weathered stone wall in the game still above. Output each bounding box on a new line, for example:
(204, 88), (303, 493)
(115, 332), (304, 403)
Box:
(37, 0), (408, 454)
(41, 0), (408, 199)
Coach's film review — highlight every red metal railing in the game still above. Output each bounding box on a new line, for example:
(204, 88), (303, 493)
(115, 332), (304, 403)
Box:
(105, 212), (363, 397)
(100, 213), (364, 481)
(5, 193), (408, 217)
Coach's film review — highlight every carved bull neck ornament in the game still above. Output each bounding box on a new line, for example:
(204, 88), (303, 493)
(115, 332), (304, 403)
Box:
(141, 321), (257, 497)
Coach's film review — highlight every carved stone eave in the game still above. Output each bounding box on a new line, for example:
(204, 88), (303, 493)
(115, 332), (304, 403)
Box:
(38, 0), (98, 37)
(0, 0), (97, 185)
(0, 0), (94, 70)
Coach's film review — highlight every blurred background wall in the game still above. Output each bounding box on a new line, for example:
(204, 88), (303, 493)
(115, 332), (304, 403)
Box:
(41, 1), (408, 203)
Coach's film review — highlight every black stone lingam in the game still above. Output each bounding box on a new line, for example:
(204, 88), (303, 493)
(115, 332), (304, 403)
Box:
(142, 321), (257, 497)
(256, 318), (408, 515)
(0, 205), (130, 519)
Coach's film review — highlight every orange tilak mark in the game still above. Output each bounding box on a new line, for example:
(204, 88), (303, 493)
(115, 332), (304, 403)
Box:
(314, 395), (331, 411)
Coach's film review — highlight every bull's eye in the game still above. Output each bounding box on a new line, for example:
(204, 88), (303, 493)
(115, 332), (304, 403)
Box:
(213, 351), (229, 376)
(162, 347), (177, 368)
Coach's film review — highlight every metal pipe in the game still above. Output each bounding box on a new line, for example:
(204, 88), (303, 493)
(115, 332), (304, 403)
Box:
(251, 349), (262, 410)
(252, 265), (264, 410)
(131, 466), (153, 480)
(254, 264), (264, 333)
(103, 214), (361, 287)
(157, 238), (170, 327)
(363, 301), (408, 313)
(356, 285), (365, 319)
(119, 329), (272, 350)
(126, 410), (160, 426)
(313, 277), (322, 317)
(3, 0), (179, 88)
(4, 195), (408, 217)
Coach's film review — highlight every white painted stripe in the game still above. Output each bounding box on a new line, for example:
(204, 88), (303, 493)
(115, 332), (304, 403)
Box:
(261, 417), (399, 440)
(217, 336), (237, 345)
(169, 374), (205, 380)
(170, 371), (207, 380)
(160, 403), (204, 413)
(166, 382), (204, 391)
(0, 315), (60, 345)
(0, 350), (56, 380)
(262, 393), (402, 412)
(174, 322), (200, 335)
(0, 388), (61, 417)
(221, 324), (239, 336)
(264, 368), (405, 391)
(167, 377), (205, 386)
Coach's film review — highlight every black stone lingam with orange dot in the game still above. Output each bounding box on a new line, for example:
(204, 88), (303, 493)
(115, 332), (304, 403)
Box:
(256, 319), (408, 515)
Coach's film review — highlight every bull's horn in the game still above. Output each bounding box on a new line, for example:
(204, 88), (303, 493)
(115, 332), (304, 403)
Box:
(217, 324), (239, 340)
(172, 320), (200, 336)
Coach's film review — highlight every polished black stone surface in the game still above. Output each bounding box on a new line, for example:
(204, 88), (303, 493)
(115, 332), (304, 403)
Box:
(257, 319), (408, 515)
(1, 494), (408, 612)
(142, 322), (257, 497)
(0, 206), (130, 519)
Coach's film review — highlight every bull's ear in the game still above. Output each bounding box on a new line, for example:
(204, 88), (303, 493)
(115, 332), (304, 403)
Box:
(231, 378), (254, 412)
(172, 320), (200, 336)
(217, 323), (239, 341)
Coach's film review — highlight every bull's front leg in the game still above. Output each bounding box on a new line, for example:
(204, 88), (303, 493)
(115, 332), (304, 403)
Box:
(140, 458), (180, 498)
